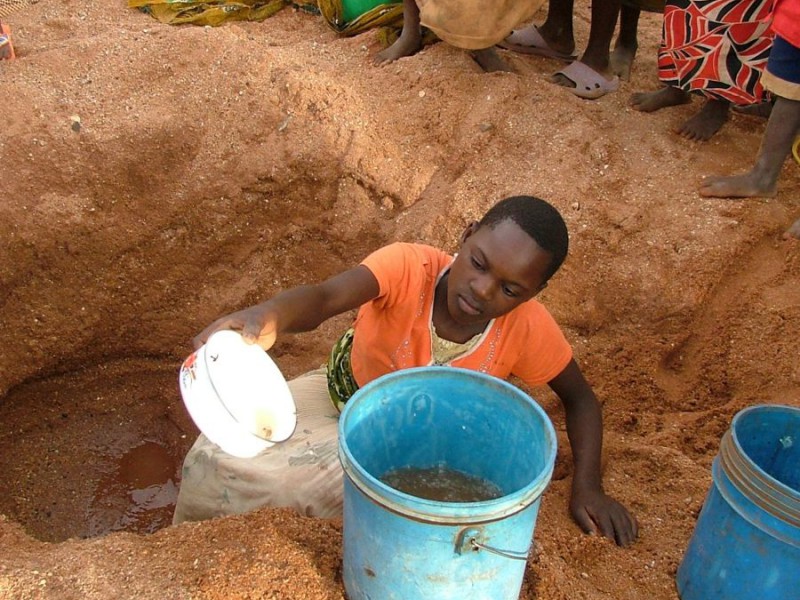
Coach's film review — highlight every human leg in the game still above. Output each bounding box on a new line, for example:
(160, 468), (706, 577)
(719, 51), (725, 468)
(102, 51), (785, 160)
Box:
(470, 47), (513, 73)
(498, 0), (577, 60)
(576, 0), (621, 74)
(630, 85), (690, 111)
(550, 0), (622, 97)
(698, 97), (800, 197)
(173, 369), (343, 524)
(698, 34), (800, 200)
(677, 98), (730, 141)
(609, 4), (640, 80)
(374, 0), (422, 65)
(733, 99), (774, 119)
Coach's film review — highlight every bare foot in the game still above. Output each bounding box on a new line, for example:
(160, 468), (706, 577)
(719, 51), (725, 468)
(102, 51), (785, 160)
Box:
(698, 172), (777, 198)
(470, 48), (513, 73)
(678, 99), (729, 141)
(733, 101), (773, 120)
(784, 217), (800, 240)
(631, 86), (691, 112)
(374, 29), (422, 66)
(610, 41), (637, 81)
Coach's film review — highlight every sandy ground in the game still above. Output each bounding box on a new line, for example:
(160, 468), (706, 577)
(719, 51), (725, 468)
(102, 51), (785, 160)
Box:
(1, 0), (799, 598)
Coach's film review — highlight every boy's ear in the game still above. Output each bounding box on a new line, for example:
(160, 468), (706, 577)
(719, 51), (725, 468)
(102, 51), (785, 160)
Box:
(460, 221), (480, 244)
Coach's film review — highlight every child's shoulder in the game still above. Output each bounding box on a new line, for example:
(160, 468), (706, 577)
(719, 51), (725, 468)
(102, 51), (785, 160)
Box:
(369, 241), (450, 263)
(362, 242), (451, 280)
(499, 299), (570, 353)
(505, 297), (560, 328)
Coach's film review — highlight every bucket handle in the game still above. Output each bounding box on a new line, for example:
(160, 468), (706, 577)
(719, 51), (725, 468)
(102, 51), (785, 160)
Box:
(454, 527), (531, 561)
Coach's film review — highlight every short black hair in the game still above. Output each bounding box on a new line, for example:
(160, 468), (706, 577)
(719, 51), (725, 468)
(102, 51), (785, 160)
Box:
(478, 195), (569, 281)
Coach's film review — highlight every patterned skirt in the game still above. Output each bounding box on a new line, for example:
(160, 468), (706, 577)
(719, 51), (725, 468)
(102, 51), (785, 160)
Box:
(658, 0), (775, 105)
(326, 327), (359, 412)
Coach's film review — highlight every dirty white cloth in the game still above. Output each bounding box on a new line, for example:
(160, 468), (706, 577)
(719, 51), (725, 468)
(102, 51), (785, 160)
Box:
(172, 368), (343, 524)
(418, 0), (546, 49)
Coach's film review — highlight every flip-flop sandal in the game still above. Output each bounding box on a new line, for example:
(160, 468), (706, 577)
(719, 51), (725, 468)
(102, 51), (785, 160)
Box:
(497, 26), (577, 62)
(553, 61), (619, 100)
(0, 21), (14, 60)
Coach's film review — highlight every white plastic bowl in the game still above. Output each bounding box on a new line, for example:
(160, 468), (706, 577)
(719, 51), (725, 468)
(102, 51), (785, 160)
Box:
(178, 330), (297, 458)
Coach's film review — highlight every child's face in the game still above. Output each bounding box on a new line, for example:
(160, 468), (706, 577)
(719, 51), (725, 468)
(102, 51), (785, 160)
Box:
(446, 219), (551, 325)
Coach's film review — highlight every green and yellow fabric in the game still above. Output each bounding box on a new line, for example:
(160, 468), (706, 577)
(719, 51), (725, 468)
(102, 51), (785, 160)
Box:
(127, 0), (289, 26)
(326, 327), (359, 412)
(128, 0), (404, 33)
(317, 0), (403, 36)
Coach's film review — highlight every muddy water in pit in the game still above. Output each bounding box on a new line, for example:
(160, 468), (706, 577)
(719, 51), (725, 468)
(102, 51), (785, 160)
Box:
(0, 358), (197, 542)
(86, 441), (179, 536)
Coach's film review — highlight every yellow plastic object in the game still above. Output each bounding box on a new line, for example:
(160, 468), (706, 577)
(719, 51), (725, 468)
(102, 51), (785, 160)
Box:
(793, 136), (800, 166)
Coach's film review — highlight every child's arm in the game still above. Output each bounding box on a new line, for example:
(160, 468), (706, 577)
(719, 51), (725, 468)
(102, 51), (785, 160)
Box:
(373, 0), (422, 65)
(193, 265), (380, 350)
(548, 359), (638, 547)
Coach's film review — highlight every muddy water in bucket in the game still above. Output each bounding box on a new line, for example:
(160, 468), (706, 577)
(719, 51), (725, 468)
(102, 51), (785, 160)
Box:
(338, 367), (557, 600)
(677, 404), (800, 600)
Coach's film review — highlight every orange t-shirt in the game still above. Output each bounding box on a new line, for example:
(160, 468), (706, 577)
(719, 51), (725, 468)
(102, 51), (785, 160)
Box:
(350, 243), (573, 389)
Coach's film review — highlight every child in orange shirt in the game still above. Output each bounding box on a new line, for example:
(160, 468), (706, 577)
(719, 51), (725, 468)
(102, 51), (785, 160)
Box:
(174, 195), (638, 547)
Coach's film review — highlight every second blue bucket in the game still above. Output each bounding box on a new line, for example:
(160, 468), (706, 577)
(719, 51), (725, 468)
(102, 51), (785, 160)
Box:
(677, 404), (800, 599)
(338, 367), (557, 600)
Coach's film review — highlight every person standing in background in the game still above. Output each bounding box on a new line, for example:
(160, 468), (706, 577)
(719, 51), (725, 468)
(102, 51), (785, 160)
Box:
(630, 0), (775, 141)
(698, 0), (800, 240)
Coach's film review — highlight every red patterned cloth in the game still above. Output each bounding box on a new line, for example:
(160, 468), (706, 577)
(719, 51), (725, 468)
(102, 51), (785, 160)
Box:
(658, 0), (776, 105)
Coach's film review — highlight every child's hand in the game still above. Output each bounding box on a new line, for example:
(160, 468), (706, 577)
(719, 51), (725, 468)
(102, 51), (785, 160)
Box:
(569, 486), (638, 547)
(193, 304), (278, 351)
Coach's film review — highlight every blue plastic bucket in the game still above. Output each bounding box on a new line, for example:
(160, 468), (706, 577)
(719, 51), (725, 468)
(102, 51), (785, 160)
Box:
(338, 367), (557, 600)
(677, 404), (800, 599)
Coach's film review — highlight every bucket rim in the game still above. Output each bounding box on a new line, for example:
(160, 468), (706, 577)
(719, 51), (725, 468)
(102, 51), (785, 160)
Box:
(729, 404), (800, 495)
(715, 403), (800, 539)
(338, 367), (557, 524)
(730, 404), (800, 503)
